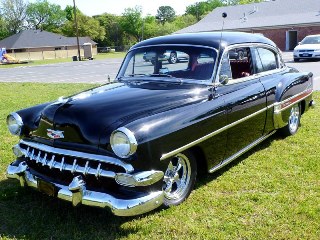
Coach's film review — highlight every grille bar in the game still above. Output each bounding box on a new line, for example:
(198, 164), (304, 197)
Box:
(20, 139), (134, 173)
(23, 147), (116, 179)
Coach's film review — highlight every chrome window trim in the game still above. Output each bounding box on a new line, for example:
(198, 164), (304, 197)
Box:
(215, 43), (284, 85)
(19, 139), (134, 173)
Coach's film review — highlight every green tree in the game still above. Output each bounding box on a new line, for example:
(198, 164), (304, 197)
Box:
(93, 13), (124, 47)
(186, 0), (223, 21)
(120, 6), (143, 42)
(172, 14), (197, 30)
(26, 0), (65, 31)
(156, 6), (176, 25)
(0, 0), (27, 34)
(0, 16), (9, 40)
(142, 15), (158, 39)
(222, 0), (262, 5)
(61, 9), (105, 42)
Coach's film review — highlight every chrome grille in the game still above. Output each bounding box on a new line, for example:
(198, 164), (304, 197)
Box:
(18, 139), (134, 179)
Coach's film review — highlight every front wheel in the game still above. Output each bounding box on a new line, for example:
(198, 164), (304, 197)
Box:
(163, 151), (197, 206)
(294, 58), (300, 62)
(280, 103), (301, 136)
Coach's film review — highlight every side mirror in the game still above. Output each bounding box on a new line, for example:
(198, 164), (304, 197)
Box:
(298, 42), (301, 45)
(219, 75), (229, 85)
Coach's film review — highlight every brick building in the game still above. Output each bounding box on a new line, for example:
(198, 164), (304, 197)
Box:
(176, 0), (320, 51)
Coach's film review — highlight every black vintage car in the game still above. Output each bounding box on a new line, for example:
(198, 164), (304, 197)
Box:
(6, 32), (314, 216)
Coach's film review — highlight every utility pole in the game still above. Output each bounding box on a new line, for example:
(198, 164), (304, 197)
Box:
(73, 0), (81, 61)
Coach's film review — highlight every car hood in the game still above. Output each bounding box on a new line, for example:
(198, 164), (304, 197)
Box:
(31, 81), (210, 151)
(294, 44), (320, 50)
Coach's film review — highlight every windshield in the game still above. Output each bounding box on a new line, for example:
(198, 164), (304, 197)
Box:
(301, 36), (320, 44)
(118, 46), (217, 82)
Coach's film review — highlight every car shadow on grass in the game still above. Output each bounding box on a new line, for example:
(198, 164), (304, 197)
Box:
(0, 179), (155, 240)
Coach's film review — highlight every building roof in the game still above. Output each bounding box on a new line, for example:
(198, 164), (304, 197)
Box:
(132, 32), (276, 51)
(177, 0), (320, 33)
(0, 30), (96, 49)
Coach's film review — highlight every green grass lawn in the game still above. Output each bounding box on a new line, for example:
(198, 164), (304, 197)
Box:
(0, 52), (126, 69)
(0, 83), (319, 240)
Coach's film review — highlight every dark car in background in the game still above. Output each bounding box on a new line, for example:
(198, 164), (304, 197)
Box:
(6, 32), (314, 216)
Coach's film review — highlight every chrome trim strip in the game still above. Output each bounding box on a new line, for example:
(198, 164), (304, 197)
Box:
(160, 105), (269, 161)
(209, 131), (276, 173)
(274, 88), (313, 114)
(20, 139), (134, 173)
(273, 88), (313, 129)
(6, 163), (164, 216)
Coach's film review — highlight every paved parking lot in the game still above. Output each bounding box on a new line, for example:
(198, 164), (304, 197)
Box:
(0, 58), (123, 84)
(0, 52), (319, 90)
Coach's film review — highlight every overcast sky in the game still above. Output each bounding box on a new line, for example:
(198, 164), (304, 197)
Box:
(28, 0), (205, 16)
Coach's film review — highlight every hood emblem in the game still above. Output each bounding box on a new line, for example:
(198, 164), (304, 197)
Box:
(47, 129), (64, 139)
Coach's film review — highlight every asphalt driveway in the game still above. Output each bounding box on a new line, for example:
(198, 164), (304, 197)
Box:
(0, 53), (319, 90)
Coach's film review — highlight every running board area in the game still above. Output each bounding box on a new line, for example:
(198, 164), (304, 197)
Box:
(209, 131), (276, 173)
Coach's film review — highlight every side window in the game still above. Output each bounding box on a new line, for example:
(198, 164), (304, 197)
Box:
(220, 47), (252, 81)
(220, 53), (232, 79)
(254, 48), (278, 73)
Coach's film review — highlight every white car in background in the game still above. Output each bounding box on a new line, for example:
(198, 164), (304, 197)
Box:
(293, 34), (320, 62)
(143, 50), (189, 64)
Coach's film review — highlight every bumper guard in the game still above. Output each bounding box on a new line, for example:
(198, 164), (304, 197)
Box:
(7, 161), (164, 216)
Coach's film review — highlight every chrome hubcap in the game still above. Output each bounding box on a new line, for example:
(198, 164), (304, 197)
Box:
(170, 54), (177, 63)
(163, 153), (191, 200)
(289, 105), (300, 133)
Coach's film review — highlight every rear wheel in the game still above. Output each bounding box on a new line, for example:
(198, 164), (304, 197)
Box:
(280, 103), (301, 136)
(168, 52), (178, 64)
(163, 151), (197, 206)
(237, 50), (245, 60)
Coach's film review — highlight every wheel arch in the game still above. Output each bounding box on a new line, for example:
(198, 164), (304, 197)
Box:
(189, 146), (208, 176)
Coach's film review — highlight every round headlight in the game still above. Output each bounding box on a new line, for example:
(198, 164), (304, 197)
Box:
(110, 127), (137, 158)
(7, 112), (23, 136)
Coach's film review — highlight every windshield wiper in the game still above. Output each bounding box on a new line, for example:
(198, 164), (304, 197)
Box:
(149, 73), (174, 78)
(128, 73), (146, 77)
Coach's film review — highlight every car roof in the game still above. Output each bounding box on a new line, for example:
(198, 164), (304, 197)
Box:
(304, 34), (320, 38)
(131, 32), (277, 50)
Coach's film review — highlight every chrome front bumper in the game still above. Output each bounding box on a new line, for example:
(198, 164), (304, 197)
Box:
(7, 161), (164, 216)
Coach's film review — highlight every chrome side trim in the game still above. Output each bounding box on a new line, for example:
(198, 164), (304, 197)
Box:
(273, 88), (313, 129)
(274, 88), (313, 114)
(20, 139), (134, 173)
(209, 130), (276, 173)
(6, 163), (164, 216)
(160, 105), (268, 161)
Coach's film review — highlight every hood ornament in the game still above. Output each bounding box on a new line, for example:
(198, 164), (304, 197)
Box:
(47, 129), (64, 139)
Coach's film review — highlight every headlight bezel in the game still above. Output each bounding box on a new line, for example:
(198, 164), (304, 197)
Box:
(110, 127), (137, 158)
(7, 112), (24, 136)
